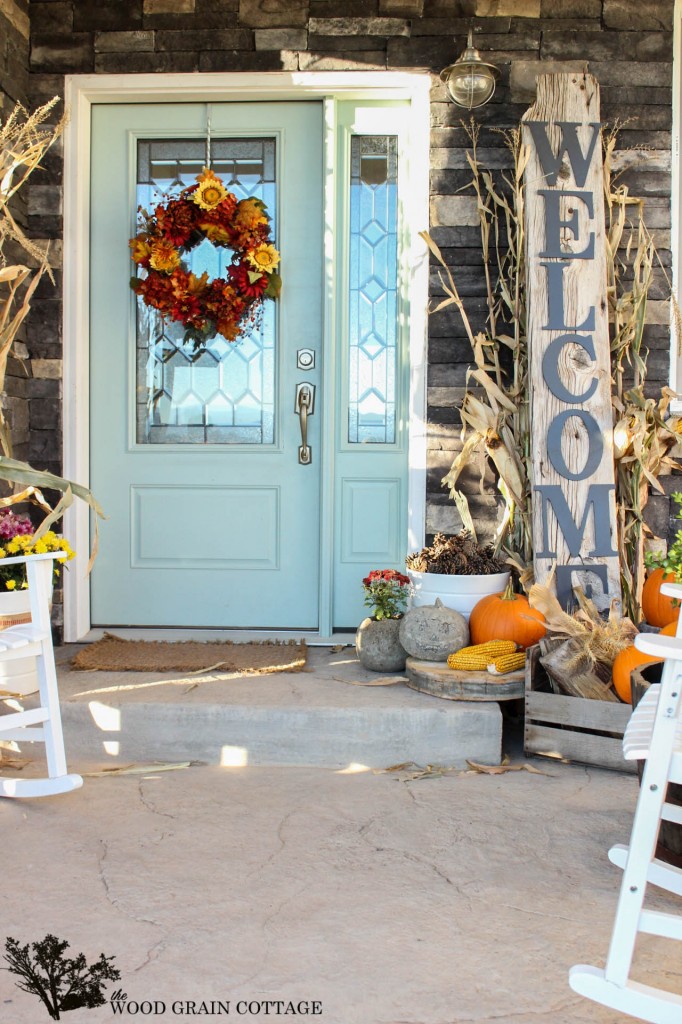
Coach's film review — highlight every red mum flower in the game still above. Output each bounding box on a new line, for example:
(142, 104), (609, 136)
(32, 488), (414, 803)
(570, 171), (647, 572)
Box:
(228, 262), (268, 299)
(154, 199), (196, 247)
(171, 297), (203, 325)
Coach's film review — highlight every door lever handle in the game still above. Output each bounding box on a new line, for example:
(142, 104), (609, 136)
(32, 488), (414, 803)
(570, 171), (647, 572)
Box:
(294, 382), (315, 465)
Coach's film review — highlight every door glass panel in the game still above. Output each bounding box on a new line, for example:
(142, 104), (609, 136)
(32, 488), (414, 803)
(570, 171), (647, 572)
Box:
(135, 138), (276, 444)
(347, 135), (398, 445)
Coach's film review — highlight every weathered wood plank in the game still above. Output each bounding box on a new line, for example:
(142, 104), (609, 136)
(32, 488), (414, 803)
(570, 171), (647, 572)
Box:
(524, 723), (636, 772)
(522, 72), (621, 611)
(526, 689), (632, 731)
(405, 657), (525, 701)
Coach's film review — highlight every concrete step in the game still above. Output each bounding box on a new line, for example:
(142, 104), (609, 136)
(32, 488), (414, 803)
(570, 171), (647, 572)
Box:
(54, 645), (503, 769)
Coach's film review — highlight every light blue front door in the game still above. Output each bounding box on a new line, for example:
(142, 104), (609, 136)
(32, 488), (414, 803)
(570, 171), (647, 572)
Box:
(90, 103), (323, 628)
(89, 99), (412, 631)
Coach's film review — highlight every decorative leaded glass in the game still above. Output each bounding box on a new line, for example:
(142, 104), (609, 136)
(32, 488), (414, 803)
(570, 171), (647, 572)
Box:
(135, 138), (276, 444)
(348, 136), (398, 444)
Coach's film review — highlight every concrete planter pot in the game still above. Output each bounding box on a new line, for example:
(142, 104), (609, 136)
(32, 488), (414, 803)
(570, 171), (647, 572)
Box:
(355, 616), (407, 673)
(407, 569), (510, 621)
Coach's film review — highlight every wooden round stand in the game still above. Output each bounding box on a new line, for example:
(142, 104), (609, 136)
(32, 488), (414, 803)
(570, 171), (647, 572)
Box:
(405, 657), (525, 701)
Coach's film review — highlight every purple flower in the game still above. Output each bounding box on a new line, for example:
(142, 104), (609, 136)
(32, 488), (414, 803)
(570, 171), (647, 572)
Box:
(0, 510), (33, 541)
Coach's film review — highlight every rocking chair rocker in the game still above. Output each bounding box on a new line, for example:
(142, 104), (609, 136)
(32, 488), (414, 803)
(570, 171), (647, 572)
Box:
(570, 580), (682, 1023)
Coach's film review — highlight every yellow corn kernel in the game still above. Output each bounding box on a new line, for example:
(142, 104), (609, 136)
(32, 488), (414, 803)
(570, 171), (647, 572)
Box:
(487, 652), (526, 675)
(447, 640), (517, 672)
(456, 640), (517, 659)
(447, 652), (488, 670)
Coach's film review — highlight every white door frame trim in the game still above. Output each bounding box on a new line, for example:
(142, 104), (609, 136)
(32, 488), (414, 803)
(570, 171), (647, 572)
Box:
(62, 71), (430, 641)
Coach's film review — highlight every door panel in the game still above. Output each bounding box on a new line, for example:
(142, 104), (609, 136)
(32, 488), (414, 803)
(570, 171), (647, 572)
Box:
(90, 103), (323, 628)
(332, 106), (410, 628)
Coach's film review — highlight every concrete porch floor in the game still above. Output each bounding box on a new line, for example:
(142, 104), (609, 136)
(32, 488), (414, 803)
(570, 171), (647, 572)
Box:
(0, 644), (680, 1021)
(2, 752), (681, 1022)
(53, 644), (505, 768)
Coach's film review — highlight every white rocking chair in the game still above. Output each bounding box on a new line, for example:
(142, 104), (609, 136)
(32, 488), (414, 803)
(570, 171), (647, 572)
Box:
(570, 580), (682, 1023)
(0, 553), (82, 798)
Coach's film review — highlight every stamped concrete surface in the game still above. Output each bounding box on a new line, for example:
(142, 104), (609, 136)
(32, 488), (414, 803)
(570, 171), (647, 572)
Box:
(1, 755), (681, 1024)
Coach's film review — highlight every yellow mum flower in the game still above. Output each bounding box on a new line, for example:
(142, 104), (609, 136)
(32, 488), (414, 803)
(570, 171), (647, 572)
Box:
(129, 236), (152, 264)
(246, 244), (280, 275)
(5, 580), (16, 591)
(193, 169), (229, 211)
(149, 242), (181, 273)
(6, 540), (19, 554)
(34, 541), (47, 554)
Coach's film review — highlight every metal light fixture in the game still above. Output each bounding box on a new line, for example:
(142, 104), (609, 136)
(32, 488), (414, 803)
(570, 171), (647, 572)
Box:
(440, 30), (500, 110)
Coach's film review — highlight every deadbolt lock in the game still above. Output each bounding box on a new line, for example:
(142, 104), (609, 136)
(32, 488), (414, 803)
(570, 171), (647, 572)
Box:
(297, 348), (315, 371)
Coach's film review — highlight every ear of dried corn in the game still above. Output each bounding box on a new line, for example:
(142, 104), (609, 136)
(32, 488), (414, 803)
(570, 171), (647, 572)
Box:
(488, 652), (526, 675)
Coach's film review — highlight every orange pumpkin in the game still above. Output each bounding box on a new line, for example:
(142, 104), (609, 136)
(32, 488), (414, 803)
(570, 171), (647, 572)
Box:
(611, 621), (678, 704)
(469, 580), (547, 650)
(641, 568), (681, 628)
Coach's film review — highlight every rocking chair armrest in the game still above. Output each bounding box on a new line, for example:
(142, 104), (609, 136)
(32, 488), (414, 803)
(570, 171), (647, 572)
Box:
(0, 552), (67, 568)
(634, 632), (682, 659)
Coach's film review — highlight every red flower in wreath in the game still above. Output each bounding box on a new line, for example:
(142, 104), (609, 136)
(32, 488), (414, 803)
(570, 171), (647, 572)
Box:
(129, 168), (281, 350)
(228, 263), (269, 299)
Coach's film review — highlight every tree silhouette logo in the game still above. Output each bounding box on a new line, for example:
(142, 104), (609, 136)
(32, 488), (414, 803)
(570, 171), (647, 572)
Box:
(3, 933), (120, 1020)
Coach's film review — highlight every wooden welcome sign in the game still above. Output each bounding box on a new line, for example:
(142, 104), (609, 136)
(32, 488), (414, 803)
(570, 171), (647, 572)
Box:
(522, 73), (621, 610)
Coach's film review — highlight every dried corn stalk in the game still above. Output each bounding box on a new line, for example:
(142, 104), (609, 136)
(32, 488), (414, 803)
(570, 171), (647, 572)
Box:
(0, 98), (66, 457)
(0, 99), (105, 556)
(424, 124), (533, 569)
(529, 580), (636, 699)
(425, 119), (679, 619)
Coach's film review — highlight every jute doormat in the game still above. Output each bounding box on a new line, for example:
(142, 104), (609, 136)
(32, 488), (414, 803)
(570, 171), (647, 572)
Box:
(71, 633), (307, 674)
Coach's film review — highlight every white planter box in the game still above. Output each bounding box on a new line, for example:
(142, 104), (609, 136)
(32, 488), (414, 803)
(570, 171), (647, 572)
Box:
(0, 589), (38, 696)
(407, 569), (510, 621)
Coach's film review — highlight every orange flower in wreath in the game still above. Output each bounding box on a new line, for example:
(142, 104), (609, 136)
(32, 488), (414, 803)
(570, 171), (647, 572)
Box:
(129, 168), (281, 350)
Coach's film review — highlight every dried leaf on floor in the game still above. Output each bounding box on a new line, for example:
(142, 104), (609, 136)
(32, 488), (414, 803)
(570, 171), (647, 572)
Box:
(83, 761), (192, 777)
(466, 758), (554, 776)
(347, 676), (407, 686)
(374, 761), (460, 781)
(0, 755), (30, 771)
(375, 761), (418, 773)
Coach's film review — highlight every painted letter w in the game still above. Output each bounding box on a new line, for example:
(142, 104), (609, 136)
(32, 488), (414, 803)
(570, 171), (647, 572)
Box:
(527, 121), (601, 188)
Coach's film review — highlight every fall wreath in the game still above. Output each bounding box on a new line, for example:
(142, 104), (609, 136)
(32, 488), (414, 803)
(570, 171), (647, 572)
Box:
(129, 168), (281, 350)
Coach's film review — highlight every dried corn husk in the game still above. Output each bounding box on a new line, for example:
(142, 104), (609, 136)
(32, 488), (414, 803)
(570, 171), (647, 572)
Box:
(0, 99), (105, 564)
(539, 638), (618, 701)
(423, 119), (681, 619)
(529, 581), (638, 699)
(529, 582), (637, 662)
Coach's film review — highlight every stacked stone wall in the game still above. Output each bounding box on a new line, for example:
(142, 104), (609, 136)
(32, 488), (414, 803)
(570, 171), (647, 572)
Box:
(1, 0), (31, 464)
(25, 0), (676, 545)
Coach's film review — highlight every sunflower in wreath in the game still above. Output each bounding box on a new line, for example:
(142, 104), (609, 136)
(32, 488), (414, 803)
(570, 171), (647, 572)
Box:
(129, 168), (281, 350)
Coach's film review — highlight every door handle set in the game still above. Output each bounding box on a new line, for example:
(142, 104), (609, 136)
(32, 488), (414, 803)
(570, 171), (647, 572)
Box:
(294, 382), (315, 465)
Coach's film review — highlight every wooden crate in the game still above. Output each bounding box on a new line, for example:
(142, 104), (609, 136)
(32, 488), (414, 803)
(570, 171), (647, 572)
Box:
(524, 645), (635, 773)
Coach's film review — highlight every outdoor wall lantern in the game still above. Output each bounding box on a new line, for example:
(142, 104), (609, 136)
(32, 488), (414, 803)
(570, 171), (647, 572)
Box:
(440, 30), (500, 110)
